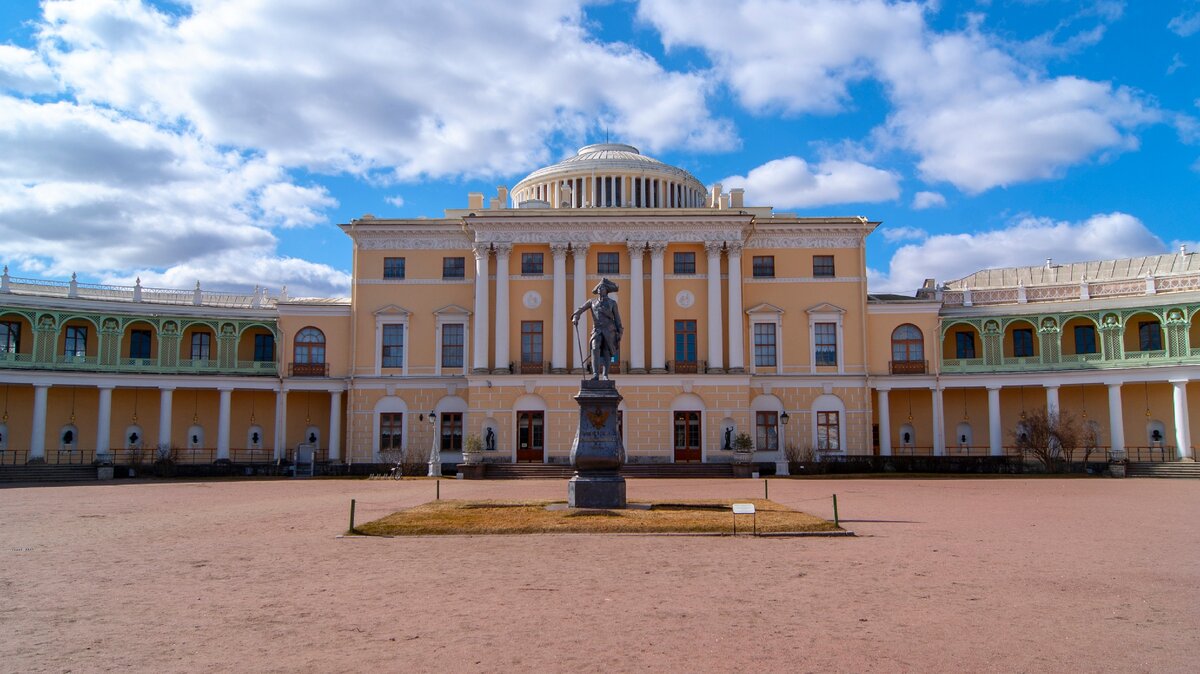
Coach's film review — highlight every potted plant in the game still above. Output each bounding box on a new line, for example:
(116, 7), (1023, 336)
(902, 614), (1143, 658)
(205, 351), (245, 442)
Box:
(731, 432), (755, 477)
(463, 433), (484, 464)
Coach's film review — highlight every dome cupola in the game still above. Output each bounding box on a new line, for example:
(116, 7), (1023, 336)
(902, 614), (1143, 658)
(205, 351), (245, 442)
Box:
(511, 144), (708, 209)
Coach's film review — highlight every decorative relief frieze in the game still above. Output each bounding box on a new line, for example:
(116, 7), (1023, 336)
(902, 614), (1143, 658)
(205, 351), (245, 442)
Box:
(746, 235), (863, 249)
(357, 236), (472, 250)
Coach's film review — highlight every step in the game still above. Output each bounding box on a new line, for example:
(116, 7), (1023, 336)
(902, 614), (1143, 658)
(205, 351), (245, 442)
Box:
(1127, 462), (1200, 478)
(482, 463), (737, 479)
(0, 465), (99, 483)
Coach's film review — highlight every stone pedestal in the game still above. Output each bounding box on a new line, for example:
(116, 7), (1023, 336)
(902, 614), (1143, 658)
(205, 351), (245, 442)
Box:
(456, 463), (485, 479)
(568, 379), (626, 509)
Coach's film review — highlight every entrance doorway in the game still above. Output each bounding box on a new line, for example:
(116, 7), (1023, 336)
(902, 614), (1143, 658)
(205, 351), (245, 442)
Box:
(516, 411), (544, 462)
(673, 411), (701, 462)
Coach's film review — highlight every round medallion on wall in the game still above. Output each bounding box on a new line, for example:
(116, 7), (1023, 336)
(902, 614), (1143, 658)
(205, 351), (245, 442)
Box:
(675, 290), (695, 308)
(523, 290), (542, 309)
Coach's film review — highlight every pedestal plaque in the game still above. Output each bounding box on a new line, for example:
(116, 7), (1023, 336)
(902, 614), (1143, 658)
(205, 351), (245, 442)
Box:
(568, 379), (626, 508)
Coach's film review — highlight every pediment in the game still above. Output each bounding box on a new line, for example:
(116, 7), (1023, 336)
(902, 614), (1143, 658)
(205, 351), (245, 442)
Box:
(745, 302), (785, 315)
(373, 304), (411, 317)
(805, 302), (845, 315)
(432, 304), (472, 316)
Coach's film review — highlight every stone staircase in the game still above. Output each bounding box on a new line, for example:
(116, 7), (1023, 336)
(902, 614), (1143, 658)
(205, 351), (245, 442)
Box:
(483, 463), (736, 479)
(0, 465), (99, 484)
(1126, 462), (1200, 479)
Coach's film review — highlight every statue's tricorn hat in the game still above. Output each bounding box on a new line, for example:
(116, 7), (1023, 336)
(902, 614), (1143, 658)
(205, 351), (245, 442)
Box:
(592, 278), (619, 295)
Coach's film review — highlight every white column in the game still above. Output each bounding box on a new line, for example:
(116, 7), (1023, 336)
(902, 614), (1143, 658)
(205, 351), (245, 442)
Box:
(553, 181), (561, 208)
(932, 386), (946, 456)
(216, 388), (232, 461)
(1045, 385), (1060, 416)
(158, 387), (174, 450)
(627, 242), (646, 372)
(878, 389), (892, 457)
(987, 386), (1002, 456)
(1171, 379), (1192, 460)
(471, 244), (490, 372)
(726, 242), (744, 372)
(30, 384), (49, 462)
(328, 390), (343, 462)
(704, 241), (724, 372)
(1107, 382), (1125, 455)
(572, 243), (589, 372)
(649, 242), (667, 372)
(273, 388), (287, 460)
(551, 243), (569, 372)
(96, 386), (113, 459)
(493, 243), (511, 373)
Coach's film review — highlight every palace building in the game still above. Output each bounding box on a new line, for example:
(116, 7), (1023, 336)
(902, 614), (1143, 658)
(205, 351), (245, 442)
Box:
(1, 144), (1197, 472)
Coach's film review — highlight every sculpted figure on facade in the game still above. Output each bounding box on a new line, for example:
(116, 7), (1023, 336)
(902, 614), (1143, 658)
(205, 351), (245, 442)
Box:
(572, 278), (623, 380)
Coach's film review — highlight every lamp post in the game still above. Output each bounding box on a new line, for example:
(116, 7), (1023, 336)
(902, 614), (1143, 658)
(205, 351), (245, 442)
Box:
(777, 411), (791, 477)
(427, 412), (442, 477)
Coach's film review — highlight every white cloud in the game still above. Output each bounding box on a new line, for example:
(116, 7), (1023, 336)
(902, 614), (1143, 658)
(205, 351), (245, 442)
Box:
(258, 183), (337, 229)
(1169, 10), (1200, 37)
(638, 0), (1156, 194)
(0, 45), (58, 94)
(911, 191), (946, 209)
(385, 195), (405, 208)
(720, 156), (899, 208)
(869, 212), (1166, 293)
(1168, 53), (1186, 75)
(880, 226), (928, 242)
(36, 0), (734, 181)
(0, 94), (346, 296)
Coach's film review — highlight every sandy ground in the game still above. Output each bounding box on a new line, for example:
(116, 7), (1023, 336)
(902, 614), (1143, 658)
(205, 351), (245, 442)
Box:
(1, 476), (1197, 673)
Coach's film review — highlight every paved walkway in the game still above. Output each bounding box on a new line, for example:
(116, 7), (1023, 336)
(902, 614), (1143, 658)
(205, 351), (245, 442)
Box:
(1, 477), (1197, 672)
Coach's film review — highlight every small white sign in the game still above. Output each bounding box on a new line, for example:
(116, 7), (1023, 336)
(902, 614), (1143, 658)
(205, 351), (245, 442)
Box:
(732, 503), (755, 514)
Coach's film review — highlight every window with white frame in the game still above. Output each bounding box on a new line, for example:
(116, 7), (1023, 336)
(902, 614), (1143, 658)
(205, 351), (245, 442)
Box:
(753, 323), (776, 367)
(814, 323), (837, 366)
(381, 325), (404, 368)
(441, 324), (464, 368)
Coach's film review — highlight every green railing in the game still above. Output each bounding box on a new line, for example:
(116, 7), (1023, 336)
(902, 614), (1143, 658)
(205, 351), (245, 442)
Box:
(942, 349), (1197, 373)
(0, 354), (277, 375)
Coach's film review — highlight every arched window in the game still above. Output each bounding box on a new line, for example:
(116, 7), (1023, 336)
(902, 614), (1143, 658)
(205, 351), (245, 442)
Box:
(890, 324), (925, 373)
(293, 327), (326, 376)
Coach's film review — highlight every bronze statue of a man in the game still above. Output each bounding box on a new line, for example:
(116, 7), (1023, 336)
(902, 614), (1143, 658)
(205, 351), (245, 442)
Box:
(572, 278), (623, 380)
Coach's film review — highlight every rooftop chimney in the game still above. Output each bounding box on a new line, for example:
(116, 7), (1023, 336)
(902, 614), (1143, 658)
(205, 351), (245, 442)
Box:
(468, 192), (484, 210)
(710, 183), (722, 209)
(729, 188), (744, 209)
(497, 186), (509, 208)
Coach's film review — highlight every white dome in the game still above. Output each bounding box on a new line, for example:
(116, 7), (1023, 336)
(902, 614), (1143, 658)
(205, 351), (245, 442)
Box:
(511, 144), (707, 209)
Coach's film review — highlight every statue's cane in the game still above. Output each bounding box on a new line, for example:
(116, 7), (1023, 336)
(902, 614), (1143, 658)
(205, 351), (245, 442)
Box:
(571, 319), (590, 371)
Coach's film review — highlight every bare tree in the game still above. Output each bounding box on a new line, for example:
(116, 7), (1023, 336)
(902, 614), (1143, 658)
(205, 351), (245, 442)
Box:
(1012, 407), (1082, 473)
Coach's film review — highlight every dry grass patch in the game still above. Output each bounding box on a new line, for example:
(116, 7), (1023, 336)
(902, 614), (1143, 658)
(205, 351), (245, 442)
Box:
(354, 498), (838, 536)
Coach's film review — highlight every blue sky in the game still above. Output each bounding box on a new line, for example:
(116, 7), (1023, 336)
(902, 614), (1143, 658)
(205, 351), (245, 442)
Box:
(0, 0), (1197, 296)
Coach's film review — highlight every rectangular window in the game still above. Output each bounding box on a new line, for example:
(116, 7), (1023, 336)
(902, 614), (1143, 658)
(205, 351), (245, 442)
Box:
(382, 324), (404, 368)
(955, 331), (976, 359)
(253, 334), (275, 362)
(383, 257), (406, 279)
(379, 413), (403, 452)
(190, 332), (211, 361)
(673, 252), (695, 274)
(521, 321), (543, 364)
(1139, 321), (1162, 351)
(440, 412), (463, 452)
(674, 320), (697, 363)
(1013, 328), (1034, 357)
(64, 326), (87, 357)
(814, 322), (837, 366)
(1, 321), (20, 354)
(813, 255), (835, 277)
(442, 256), (465, 279)
(521, 252), (544, 275)
(816, 411), (840, 451)
(441, 324), (464, 368)
(752, 256), (775, 278)
(1074, 325), (1097, 355)
(129, 329), (152, 359)
(755, 411), (779, 452)
(597, 252), (620, 274)
(753, 323), (777, 367)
